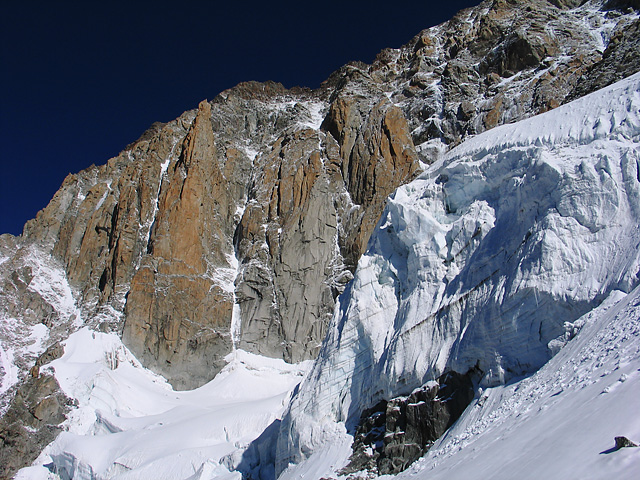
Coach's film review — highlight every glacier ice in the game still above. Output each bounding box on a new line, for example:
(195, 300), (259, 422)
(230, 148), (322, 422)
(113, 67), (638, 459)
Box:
(276, 72), (640, 473)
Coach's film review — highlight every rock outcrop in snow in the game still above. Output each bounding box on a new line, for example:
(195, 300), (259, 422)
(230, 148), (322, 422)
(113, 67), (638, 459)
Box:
(341, 370), (475, 476)
(276, 71), (640, 474)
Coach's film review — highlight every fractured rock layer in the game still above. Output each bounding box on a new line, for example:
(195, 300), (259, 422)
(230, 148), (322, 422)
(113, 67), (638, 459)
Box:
(342, 371), (475, 476)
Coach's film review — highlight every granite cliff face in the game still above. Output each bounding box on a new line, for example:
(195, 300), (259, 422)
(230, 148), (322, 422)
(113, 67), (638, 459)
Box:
(1, 2), (639, 464)
(3, 0), (640, 390)
(122, 101), (238, 389)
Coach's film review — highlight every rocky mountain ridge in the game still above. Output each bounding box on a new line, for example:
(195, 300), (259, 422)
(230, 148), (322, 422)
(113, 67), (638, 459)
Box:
(5, 0), (638, 388)
(1, 0), (640, 477)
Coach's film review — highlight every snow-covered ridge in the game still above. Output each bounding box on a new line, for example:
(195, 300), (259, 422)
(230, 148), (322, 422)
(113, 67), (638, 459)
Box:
(276, 72), (640, 473)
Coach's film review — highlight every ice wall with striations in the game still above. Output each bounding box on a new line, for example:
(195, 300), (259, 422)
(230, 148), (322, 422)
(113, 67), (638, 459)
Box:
(276, 72), (640, 473)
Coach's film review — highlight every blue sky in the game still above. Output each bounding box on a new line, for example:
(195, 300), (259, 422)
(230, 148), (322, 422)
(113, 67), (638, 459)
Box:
(0, 1), (479, 235)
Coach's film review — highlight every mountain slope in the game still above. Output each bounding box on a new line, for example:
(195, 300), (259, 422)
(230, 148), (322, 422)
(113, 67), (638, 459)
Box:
(2, 0), (640, 478)
(14, 64), (639, 480)
(4, 0), (637, 392)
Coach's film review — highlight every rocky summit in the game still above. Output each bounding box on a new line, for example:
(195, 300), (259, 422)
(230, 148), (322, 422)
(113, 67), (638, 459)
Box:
(1, 0), (640, 478)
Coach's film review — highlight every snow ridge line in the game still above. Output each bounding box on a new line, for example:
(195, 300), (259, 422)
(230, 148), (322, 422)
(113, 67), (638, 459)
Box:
(444, 71), (640, 166)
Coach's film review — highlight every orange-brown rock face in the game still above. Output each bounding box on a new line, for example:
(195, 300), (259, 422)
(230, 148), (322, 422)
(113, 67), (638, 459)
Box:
(124, 259), (233, 389)
(230, 92), (420, 363)
(123, 101), (238, 389)
(323, 98), (420, 266)
(21, 113), (194, 328)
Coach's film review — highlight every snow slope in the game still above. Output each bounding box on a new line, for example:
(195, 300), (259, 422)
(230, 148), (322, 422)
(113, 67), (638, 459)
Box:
(398, 285), (640, 480)
(277, 72), (640, 474)
(16, 329), (310, 480)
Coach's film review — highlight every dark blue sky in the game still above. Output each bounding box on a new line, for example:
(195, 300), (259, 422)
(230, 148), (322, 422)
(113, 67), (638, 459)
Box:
(0, 1), (480, 236)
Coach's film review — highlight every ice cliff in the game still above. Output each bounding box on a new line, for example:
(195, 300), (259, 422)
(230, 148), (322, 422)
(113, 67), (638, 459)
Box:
(276, 71), (640, 474)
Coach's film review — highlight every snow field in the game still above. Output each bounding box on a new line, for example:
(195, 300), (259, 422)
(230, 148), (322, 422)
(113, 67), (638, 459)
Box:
(17, 328), (311, 479)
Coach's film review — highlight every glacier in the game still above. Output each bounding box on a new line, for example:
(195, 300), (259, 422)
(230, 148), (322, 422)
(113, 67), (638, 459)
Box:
(398, 284), (640, 479)
(276, 72), (640, 474)
(277, 284), (640, 480)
